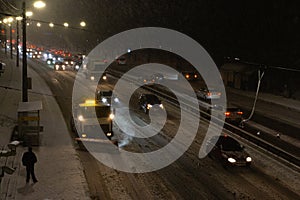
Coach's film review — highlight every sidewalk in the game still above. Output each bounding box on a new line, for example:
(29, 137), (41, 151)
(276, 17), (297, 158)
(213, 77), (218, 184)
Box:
(0, 52), (90, 199)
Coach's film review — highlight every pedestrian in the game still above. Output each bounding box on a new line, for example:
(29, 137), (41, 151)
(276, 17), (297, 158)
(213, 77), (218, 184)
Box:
(22, 147), (38, 183)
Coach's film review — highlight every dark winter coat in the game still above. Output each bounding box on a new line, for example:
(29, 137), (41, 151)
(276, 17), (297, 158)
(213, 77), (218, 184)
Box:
(22, 151), (37, 167)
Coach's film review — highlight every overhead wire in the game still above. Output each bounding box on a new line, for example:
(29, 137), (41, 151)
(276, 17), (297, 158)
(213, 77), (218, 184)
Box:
(3, 0), (20, 11)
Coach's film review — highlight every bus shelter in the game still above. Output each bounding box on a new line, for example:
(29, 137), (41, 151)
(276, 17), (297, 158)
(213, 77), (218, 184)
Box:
(17, 101), (43, 146)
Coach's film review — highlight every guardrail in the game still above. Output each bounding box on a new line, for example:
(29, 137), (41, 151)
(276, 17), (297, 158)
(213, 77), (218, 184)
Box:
(107, 68), (300, 167)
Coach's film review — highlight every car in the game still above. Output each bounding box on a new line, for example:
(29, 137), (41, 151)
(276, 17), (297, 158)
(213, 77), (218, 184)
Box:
(206, 135), (252, 168)
(46, 58), (55, 65)
(63, 58), (75, 66)
(182, 71), (200, 81)
(0, 61), (6, 75)
(212, 106), (244, 123)
(116, 56), (126, 65)
(138, 75), (156, 85)
(138, 94), (164, 114)
(151, 73), (164, 83)
(197, 88), (221, 100)
(224, 107), (243, 123)
(96, 90), (119, 106)
(73, 61), (82, 71)
(54, 61), (66, 71)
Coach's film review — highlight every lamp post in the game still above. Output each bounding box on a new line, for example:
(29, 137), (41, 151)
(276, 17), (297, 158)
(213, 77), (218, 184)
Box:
(21, 1), (45, 102)
(22, 1), (28, 102)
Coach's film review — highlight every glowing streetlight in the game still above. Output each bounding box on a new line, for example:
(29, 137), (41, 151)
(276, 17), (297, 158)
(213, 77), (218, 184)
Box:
(63, 22), (69, 27)
(49, 23), (54, 27)
(80, 21), (86, 27)
(16, 16), (23, 21)
(7, 17), (14, 23)
(26, 11), (33, 17)
(33, 1), (46, 8)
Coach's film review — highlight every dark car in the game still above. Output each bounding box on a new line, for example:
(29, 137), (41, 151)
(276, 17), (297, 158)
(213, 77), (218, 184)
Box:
(54, 61), (66, 71)
(73, 61), (82, 71)
(63, 58), (74, 66)
(212, 106), (243, 124)
(224, 107), (243, 123)
(182, 71), (200, 81)
(96, 90), (119, 106)
(206, 135), (252, 168)
(138, 94), (164, 114)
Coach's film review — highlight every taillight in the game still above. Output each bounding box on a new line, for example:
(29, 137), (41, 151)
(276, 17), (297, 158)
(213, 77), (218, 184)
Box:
(237, 111), (243, 115)
(225, 112), (230, 116)
(207, 92), (212, 96)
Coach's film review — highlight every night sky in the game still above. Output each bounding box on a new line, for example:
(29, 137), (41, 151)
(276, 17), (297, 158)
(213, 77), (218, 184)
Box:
(1, 0), (300, 68)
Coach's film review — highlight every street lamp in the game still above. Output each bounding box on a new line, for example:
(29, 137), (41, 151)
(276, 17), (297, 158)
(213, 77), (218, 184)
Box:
(21, 1), (45, 102)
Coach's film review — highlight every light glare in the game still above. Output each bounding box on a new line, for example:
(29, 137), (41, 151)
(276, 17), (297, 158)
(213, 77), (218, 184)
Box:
(26, 11), (33, 17)
(33, 1), (46, 8)
(80, 21), (86, 27)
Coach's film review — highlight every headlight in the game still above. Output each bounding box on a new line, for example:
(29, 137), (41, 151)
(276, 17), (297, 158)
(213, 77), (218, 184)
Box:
(102, 97), (107, 103)
(114, 97), (119, 103)
(246, 157), (252, 162)
(102, 75), (107, 80)
(109, 113), (115, 120)
(83, 64), (87, 69)
(78, 115), (84, 121)
(159, 104), (164, 109)
(55, 65), (59, 70)
(228, 158), (236, 163)
(81, 134), (87, 138)
(47, 61), (51, 64)
(71, 61), (74, 65)
(147, 104), (152, 109)
(90, 76), (95, 81)
(75, 65), (79, 70)
(106, 132), (112, 137)
(62, 65), (66, 70)
(65, 61), (69, 65)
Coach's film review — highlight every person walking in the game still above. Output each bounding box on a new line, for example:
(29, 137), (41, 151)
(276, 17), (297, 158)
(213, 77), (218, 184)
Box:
(22, 147), (38, 183)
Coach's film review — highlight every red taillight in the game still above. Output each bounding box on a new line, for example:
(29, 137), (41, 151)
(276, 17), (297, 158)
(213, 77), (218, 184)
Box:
(225, 112), (230, 116)
(237, 111), (243, 115)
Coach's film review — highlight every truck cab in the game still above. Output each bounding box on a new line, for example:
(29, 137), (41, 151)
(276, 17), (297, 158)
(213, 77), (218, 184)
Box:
(71, 99), (114, 142)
